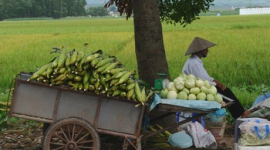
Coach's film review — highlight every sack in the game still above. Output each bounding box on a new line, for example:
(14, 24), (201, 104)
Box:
(239, 119), (270, 146)
(249, 98), (270, 118)
(183, 121), (217, 149)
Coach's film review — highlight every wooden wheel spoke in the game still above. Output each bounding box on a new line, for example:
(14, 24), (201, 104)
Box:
(76, 133), (90, 143)
(67, 124), (71, 139)
(53, 131), (68, 143)
(59, 127), (70, 141)
(77, 139), (93, 144)
(72, 124), (76, 141)
(77, 145), (94, 149)
(50, 142), (65, 146)
(74, 127), (84, 141)
(51, 145), (65, 150)
(43, 118), (100, 149)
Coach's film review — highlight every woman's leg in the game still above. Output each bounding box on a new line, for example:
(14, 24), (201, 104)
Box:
(216, 86), (245, 119)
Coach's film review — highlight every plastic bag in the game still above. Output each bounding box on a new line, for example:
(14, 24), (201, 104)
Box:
(248, 98), (270, 118)
(182, 121), (217, 149)
(239, 119), (270, 146)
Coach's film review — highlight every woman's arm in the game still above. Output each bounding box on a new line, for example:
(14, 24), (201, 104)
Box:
(213, 79), (226, 91)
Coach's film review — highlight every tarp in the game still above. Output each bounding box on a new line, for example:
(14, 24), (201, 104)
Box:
(150, 94), (221, 111)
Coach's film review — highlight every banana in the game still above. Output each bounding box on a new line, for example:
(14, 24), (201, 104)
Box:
(109, 67), (126, 75)
(42, 70), (47, 76)
(111, 70), (128, 79)
(67, 81), (74, 86)
(101, 61), (120, 74)
(131, 93), (136, 101)
(76, 50), (84, 63)
(144, 90), (154, 103)
(68, 49), (77, 66)
(155, 124), (171, 136)
(100, 90), (106, 95)
(55, 80), (65, 85)
(83, 82), (89, 91)
(94, 80), (100, 90)
(46, 63), (54, 78)
(111, 85), (119, 91)
(140, 86), (146, 104)
(120, 91), (127, 97)
(76, 62), (83, 72)
(83, 64), (90, 70)
(89, 73), (97, 84)
(95, 57), (115, 69)
(106, 90), (113, 97)
(112, 90), (122, 96)
(110, 79), (119, 86)
(71, 82), (80, 90)
(74, 75), (82, 82)
(54, 73), (67, 81)
(127, 89), (134, 100)
(104, 73), (111, 81)
(27, 63), (51, 81)
(65, 52), (71, 67)
(90, 57), (101, 67)
(85, 53), (100, 63)
(59, 67), (67, 74)
(37, 76), (44, 82)
(134, 81), (142, 102)
(91, 70), (99, 79)
(119, 84), (127, 91)
(151, 142), (172, 148)
(89, 84), (95, 91)
(99, 74), (108, 91)
(115, 69), (135, 85)
(126, 78), (135, 84)
(83, 71), (91, 84)
(78, 83), (83, 90)
(52, 57), (59, 68)
(97, 84), (104, 90)
(148, 126), (164, 137)
(94, 89), (100, 94)
(78, 70), (86, 76)
(57, 47), (66, 69)
(0, 101), (12, 107)
(43, 79), (49, 84)
(67, 73), (75, 80)
(126, 83), (135, 91)
(68, 65), (76, 72)
(95, 63), (111, 73)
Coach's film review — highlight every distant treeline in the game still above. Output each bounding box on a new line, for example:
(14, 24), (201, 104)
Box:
(0, 0), (87, 21)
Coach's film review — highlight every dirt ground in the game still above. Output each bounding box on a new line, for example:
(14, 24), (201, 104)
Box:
(0, 120), (236, 150)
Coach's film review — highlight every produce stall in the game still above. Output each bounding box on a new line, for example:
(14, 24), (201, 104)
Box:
(5, 47), (231, 150)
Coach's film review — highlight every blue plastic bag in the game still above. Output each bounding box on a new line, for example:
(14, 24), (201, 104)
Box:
(252, 92), (270, 107)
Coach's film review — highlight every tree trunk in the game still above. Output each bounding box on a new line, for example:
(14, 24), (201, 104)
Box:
(132, 0), (170, 86)
(132, 0), (176, 132)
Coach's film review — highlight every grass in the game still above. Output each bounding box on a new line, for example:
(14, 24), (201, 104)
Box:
(0, 15), (270, 123)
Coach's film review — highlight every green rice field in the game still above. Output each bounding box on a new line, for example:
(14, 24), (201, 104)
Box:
(1, 15), (270, 109)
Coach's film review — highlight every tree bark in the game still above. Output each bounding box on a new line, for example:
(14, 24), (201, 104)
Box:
(132, 0), (170, 86)
(132, 0), (176, 132)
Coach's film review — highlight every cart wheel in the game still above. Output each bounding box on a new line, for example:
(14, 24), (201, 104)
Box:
(43, 117), (100, 150)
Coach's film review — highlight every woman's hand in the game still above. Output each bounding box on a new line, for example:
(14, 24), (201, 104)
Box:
(214, 79), (226, 91)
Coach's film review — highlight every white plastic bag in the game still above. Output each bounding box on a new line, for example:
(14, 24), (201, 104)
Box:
(183, 121), (217, 149)
(239, 119), (270, 146)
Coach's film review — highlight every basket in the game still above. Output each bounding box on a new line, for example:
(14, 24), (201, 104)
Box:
(205, 115), (227, 140)
(205, 115), (226, 126)
(206, 122), (226, 140)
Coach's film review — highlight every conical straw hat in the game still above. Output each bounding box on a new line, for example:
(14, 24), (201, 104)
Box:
(185, 37), (216, 56)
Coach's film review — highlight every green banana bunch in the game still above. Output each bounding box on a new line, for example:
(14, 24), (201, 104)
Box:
(134, 81), (154, 105)
(27, 47), (155, 105)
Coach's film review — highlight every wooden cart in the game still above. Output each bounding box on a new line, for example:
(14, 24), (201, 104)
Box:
(7, 72), (231, 150)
